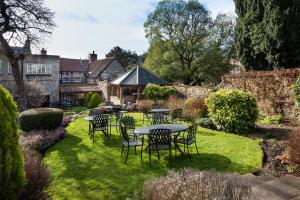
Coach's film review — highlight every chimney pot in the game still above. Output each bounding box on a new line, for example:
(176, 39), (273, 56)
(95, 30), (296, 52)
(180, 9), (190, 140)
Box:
(89, 51), (97, 63)
(41, 48), (47, 55)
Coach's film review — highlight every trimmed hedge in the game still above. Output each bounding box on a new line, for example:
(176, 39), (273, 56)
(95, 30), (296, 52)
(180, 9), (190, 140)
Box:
(0, 85), (25, 199)
(206, 89), (258, 133)
(85, 92), (93, 106)
(88, 93), (104, 108)
(19, 108), (63, 132)
(143, 84), (177, 100)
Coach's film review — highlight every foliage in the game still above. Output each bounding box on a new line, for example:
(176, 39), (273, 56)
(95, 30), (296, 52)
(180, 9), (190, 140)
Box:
(88, 93), (104, 108)
(143, 84), (177, 101)
(287, 128), (300, 166)
(183, 97), (207, 122)
(20, 126), (65, 153)
(0, 0), (55, 111)
(197, 117), (216, 130)
(144, 168), (254, 200)
(19, 108), (63, 132)
(223, 69), (300, 118)
(206, 89), (259, 133)
(234, 0), (300, 70)
(257, 115), (283, 125)
(164, 96), (185, 110)
(106, 46), (139, 70)
(19, 149), (50, 200)
(43, 113), (263, 199)
(0, 85), (25, 199)
(137, 100), (155, 112)
(85, 92), (93, 106)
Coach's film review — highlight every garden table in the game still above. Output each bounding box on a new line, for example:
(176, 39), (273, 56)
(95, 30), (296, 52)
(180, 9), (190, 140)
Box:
(134, 124), (189, 154)
(150, 109), (171, 114)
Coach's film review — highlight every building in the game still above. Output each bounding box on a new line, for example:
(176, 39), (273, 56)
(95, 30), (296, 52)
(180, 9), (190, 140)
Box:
(0, 46), (60, 106)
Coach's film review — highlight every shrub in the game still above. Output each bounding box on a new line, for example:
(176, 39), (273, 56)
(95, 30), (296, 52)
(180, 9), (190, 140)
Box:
(20, 126), (65, 152)
(206, 89), (259, 133)
(164, 96), (185, 110)
(85, 92), (93, 106)
(0, 86), (25, 199)
(19, 149), (50, 200)
(287, 128), (300, 166)
(137, 100), (155, 112)
(19, 108), (64, 132)
(183, 97), (207, 122)
(257, 115), (283, 125)
(143, 84), (177, 101)
(143, 168), (254, 200)
(88, 93), (104, 108)
(197, 117), (216, 130)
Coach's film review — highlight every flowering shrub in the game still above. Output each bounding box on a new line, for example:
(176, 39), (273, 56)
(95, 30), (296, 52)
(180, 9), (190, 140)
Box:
(206, 89), (259, 133)
(137, 100), (154, 112)
(144, 168), (254, 200)
(128, 103), (139, 112)
(61, 117), (72, 128)
(164, 96), (185, 110)
(183, 97), (207, 122)
(19, 149), (50, 200)
(20, 126), (65, 152)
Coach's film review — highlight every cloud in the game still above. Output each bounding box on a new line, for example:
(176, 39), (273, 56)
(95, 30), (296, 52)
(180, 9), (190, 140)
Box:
(61, 13), (100, 24)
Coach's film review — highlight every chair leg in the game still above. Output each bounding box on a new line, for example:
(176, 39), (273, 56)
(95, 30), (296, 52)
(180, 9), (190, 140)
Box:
(187, 145), (191, 160)
(125, 146), (129, 164)
(121, 145), (124, 156)
(157, 151), (160, 160)
(195, 142), (199, 155)
(140, 146), (143, 161)
(134, 146), (137, 155)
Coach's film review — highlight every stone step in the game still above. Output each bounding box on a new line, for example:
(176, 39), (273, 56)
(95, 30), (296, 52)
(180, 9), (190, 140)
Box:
(243, 173), (274, 186)
(280, 175), (300, 191)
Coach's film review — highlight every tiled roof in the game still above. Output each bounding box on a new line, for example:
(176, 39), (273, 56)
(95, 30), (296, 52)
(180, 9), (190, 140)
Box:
(111, 66), (167, 86)
(59, 84), (101, 93)
(60, 58), (89, 72)
(89, 57), (115, 78)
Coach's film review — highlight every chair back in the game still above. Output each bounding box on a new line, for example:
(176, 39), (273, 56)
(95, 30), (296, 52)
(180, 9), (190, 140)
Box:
(172, 109), (183, 119)
(148, 129), (172, 151)
(89, 109), (102, 116)
(120, 126), (130, 143)
(187, 123), (198, 141)
(91, 115), (109, 129)
(152, 113), (168, 125)
(120, 116), (135, 130)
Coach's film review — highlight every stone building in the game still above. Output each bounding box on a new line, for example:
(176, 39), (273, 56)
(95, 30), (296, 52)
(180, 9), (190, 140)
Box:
(0, 47), (60, 106)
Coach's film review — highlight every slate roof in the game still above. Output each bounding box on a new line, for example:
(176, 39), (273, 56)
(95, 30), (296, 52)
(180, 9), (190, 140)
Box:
(89, 57), (115, 78)
(60, 58), (89, 72)
(59, 84), (101, 93)
(111, 66), (167, 86)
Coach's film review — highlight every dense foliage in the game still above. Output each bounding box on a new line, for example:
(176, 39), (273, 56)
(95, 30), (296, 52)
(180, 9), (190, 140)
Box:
(0, 86), (25, 199)
(234, 0), (300, 70)
(183, 97), (207, 122)
(85, 92), (93, 106)
(19, 108), (63, 132)
(143, 84), (177, 101)
(88, 93), (104, 108)
(144, 0), (235, 85)
(106, 46), (139, 70)
(206, 89), (259, 133)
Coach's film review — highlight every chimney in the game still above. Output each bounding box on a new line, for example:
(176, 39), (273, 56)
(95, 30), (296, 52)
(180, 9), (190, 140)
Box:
(41, 48), (47, 55)
(89, 51), (97, 63)
(23, 38), (31, 54)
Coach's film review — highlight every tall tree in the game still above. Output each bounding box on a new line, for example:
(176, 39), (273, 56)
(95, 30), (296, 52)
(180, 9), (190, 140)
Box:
(106, 46), (139, 70)
(0, 0), (55, 111)
(234, 0), (300, 70)
(144, 0), (211, 85)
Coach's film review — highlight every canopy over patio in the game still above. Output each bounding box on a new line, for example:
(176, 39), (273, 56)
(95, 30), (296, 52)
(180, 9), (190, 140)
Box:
(110, 66), (167, 104)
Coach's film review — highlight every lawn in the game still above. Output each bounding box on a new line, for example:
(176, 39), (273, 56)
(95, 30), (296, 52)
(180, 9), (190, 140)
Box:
(61, 106), (88, 114)
(44, 112), (263, 200)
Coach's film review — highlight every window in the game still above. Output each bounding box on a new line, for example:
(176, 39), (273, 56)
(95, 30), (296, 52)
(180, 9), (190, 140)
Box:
(75, 76), (81, 82)
(26, 63), (51, 75)
(0, 60), (2, 74)
(7, 63), (12, 74)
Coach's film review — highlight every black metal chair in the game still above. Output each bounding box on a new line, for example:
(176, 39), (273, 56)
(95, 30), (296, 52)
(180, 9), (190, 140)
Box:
(90, 115), (110, 142)
(89, 109), (102, 116)
(120, 126), (144, 163)
(175, 123), (199, 159)
(120, 116), (142, 138)
(152, 113), (168, 125)
(148, 129), (172, 166)
(170, 109), (183, 123)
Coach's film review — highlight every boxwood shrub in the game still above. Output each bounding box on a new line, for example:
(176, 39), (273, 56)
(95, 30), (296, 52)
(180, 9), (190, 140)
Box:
(19, 108), (63, 132)
(88, 93), (104, 108)
(205, 89), (258, 133)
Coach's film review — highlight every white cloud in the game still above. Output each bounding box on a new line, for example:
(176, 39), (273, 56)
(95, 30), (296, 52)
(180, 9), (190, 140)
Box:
(43, 0), (235, 59)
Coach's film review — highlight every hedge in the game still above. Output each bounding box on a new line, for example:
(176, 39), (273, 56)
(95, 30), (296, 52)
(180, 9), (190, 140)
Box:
(143, 84), (177, 100)
(19, 108), (63, 132)
(85, 92), (93, 106)
(206, 89), (258, 133)
(88, 93), (104, 108)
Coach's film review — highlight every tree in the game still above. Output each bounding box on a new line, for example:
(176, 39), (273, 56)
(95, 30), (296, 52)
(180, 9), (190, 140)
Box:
(234, 0), (300, 70)
(144, 0), (211, 85)
(106, 46), (139, 70)
(0, 85), (25, 199)
(0, 0), (55, 111)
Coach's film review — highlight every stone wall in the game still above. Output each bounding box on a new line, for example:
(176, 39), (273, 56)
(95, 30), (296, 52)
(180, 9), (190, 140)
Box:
(173, 84), (211, 98)
(98, 81), (110, 102)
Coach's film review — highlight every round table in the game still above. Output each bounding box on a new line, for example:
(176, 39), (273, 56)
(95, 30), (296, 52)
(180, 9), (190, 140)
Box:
(150, 109), (171, 113)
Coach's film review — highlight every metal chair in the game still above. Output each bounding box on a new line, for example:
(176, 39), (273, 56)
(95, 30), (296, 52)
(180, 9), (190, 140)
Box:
(170, 109), (183, 123)
(120, 126), (144, 163)
(152, 113), (168, 125)
(148, 129), (172, 166)
(175, 123), (199, 159)
(90, 115), (110, 142)
(120, 116), (142, 138)
(89, 109), (102, 116)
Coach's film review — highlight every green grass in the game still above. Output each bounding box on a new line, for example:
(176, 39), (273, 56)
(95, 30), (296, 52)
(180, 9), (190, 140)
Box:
(61, 106), (88, 114)
(44, 113), (263, 200)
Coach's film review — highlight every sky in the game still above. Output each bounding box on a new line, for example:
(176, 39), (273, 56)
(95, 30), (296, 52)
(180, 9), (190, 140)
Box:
(43, 0), (235, 59)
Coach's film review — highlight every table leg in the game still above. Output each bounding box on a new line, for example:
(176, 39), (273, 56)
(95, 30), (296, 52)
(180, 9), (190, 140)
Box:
(174, 132), (184, 155)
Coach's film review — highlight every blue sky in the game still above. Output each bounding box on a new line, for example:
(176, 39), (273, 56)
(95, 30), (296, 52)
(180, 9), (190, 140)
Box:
(43, 0), (235, 59)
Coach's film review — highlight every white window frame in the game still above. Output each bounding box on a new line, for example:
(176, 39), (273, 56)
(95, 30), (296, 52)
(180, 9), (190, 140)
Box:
(26, 63), (51, 75)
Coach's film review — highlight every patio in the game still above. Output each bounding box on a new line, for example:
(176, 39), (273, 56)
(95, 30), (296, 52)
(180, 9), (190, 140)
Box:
(44, 112), (263, 199)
